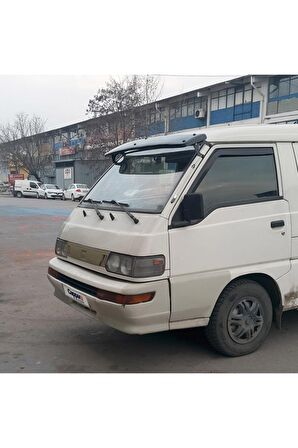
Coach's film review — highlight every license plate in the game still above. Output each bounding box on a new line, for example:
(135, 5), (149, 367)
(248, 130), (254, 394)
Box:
(63, 285), (90, 309)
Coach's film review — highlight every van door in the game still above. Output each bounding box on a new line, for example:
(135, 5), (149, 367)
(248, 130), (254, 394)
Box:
(27, 181), (38, 197)
(168, 145), (291, 323)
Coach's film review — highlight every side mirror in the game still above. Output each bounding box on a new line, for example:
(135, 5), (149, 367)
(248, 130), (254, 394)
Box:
(181, 193), (204, 222)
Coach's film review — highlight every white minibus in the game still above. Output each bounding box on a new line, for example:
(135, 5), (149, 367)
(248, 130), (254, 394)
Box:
(48, 125), (298, 356)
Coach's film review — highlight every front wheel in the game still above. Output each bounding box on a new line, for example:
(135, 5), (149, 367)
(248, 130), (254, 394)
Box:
(205, 279), (272, 357)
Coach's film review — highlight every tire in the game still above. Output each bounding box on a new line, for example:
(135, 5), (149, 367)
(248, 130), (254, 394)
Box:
(71, 194), (75, 201)
(205, 279), (273, 357)
(16, 191), (22, 198)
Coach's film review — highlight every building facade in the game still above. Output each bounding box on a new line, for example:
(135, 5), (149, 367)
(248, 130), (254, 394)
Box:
(145, 75), (298, 137)
(4, 75), (298, 187)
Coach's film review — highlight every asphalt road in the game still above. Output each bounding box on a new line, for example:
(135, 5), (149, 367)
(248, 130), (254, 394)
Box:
(1, 194), (298, 372)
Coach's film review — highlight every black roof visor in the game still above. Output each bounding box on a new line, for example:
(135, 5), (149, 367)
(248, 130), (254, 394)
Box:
(105, 132), (207, 162)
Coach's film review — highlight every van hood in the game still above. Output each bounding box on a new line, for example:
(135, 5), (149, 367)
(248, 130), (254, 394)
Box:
(58, 206), (170, 280)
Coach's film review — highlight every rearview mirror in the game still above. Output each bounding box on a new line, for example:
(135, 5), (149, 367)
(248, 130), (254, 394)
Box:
(181, 193), (204, 222)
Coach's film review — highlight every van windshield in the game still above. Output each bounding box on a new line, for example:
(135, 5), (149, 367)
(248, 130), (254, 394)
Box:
(83, 147), (195, 213)
(45, 184), (59, 189)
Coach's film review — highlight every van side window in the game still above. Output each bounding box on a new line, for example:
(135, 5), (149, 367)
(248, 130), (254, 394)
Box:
(30, 182), (37, 188)
(193, 149), (279, 215)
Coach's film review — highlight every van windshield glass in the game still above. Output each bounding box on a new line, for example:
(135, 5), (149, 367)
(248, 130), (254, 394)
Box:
(83, 148), (195, 213)
(45, 184), (59, 189)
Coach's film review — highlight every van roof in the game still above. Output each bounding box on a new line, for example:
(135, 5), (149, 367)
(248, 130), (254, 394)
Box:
(205, 124), (298, 143)
(106, 124), (298, 157)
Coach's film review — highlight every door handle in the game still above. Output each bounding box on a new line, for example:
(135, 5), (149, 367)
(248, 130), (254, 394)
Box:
(271, 220), (285, 228)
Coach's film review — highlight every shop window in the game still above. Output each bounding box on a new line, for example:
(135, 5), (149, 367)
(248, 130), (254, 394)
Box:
(170, 106), (176, 119)
(227, 94), (234, 107)
(155, 111), (161, 122)
(235, 88), (243, 105)
(218, 95), (226, 109)
(244, 87), (252, 103)
(175, 103), (181, 118)
(290, 76), (298, 95)
(187, 99), (194, 116)
(211, 92), (219, 111)
(268, 75), (298, 115)
(279, 78), (290, 97)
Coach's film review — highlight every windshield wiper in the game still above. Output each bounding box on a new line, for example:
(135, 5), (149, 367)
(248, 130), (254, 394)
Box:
(82, 198), (104, 220)
(102, 199), (139, 224)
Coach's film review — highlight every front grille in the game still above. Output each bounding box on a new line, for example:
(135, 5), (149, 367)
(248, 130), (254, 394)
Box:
(50, 269), (98, 298)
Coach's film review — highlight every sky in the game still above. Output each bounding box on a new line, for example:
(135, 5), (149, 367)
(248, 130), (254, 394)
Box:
(0, 74), (236, 131)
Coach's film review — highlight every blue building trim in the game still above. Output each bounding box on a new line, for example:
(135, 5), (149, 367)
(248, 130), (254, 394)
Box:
(169, 116), (206, 132)
(210, 101), (260, 125)
(147, 122), (165, 136)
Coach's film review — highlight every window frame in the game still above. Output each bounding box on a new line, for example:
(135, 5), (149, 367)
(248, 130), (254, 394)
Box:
(268, 75), (298, 100)
(187, 98), (195, 116)
(188, 146), (282, 220)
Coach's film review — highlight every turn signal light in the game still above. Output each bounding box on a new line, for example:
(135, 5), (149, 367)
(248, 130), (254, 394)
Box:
(95, 289), (155, 305)
(48, 267), (60, 279)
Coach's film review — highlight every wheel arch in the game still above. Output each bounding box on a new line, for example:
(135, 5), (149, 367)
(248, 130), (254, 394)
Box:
(223, 273), (283, 328)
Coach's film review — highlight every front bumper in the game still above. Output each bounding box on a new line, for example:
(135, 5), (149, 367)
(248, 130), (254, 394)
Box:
(48, 257), (170, 334)
(48, 193), (63, 198)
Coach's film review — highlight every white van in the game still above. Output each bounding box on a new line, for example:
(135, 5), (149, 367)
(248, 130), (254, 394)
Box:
(14, 179), (43, 198)
(48, 124), (298, 356)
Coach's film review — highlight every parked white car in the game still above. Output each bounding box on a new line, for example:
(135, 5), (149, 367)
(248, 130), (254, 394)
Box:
(39, 184), (64, 200)
(63, 183), (89, 201)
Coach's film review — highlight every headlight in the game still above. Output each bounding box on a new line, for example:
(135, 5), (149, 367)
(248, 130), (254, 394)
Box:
(106, 253), (165, 278)
(55, 238), (68, 257)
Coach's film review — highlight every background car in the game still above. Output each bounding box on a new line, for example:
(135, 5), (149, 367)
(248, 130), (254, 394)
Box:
(0, 181), (7, 192)
(13, 180), (43, 198)
(39, 184), (64, 199)
(63, 183), (89, 201)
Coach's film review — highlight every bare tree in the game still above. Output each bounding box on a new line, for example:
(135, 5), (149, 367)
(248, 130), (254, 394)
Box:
(85, 75), (162, 153)
(0, 113), (50, 182)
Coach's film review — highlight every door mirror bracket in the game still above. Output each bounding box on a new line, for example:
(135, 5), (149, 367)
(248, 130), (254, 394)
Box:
(182, 193), (204, 222)
(171, 193), (204, 228)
